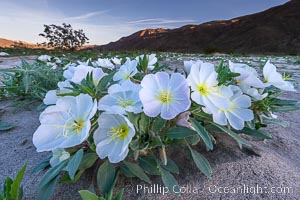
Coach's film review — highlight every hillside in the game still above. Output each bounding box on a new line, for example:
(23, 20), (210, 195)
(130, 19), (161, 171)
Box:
(100, 0), (300, 54)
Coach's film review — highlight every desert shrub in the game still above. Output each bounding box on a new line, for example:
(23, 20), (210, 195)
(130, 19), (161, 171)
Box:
(39, 23), (89, 50)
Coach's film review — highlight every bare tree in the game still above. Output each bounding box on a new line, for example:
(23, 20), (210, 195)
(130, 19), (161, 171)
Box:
(39, 23), (89, 49)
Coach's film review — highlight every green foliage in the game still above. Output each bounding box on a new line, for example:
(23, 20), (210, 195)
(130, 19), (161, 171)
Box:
(97, 160), (115, 195)
(188, 148), (212, 178)
(0, 164), (26, 200)
(0, 60), (63, 101)
(216, 61), (240, 85)
(66, 149), (84, 180)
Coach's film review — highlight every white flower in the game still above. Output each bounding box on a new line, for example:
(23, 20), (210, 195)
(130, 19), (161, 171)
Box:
(98, 81), (142, 115)
(136, 54), (157, 70)
(33, 94), (97, 152)
(187, 62), (231, 114)
(54, 57), (62, 64)
(93, 58), (114, 70)
(63, 63), (77, 80)
(50, 148), (70, 167)
(183, 60), (203, 74)
(229, 61), (264, 88)
(77, 59), (91, 66)
(244, 87), (267, 101)
(43, 90), (58, 105)
(71, 65), (107, 86)
(139, 72), (191, 120)
(111, 57), (121, 65)
(94, 113), (135, 163)
(176, 111), (194, 130)
(113, 59), (138, 83)
(263, 60), (295, 91)
(57, 80), (73, 93)
(47, 62), (57, 70)
(38, 55), (51, 62)
(0, 52), (9, 56)
(212, 86), (254, 130)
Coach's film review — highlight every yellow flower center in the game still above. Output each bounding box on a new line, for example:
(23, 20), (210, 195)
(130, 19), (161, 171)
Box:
(53, 119), (85, 139)
(71, 120), (85, 134)
(157, 89), (173, 103)
(117, 98), (134, 108)
(108, 123), (129, 141)
(197, 84), (210, 96)
(124, 73), (131, 80)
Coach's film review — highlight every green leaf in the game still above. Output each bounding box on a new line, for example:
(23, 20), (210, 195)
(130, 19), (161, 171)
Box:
(238, 127), (272, 139)
(97, 160), (115, 195)
(123, 161), (151, 184)
(79, 152), (98, 170)
(60, 169), (84, 184)
(4, 177), (13, 199)
(189, 148), (212, 178)
(190, 119), (213, 151)
(11, 164), (26, 200)
(120, 165), (136, 178)
(96, 72), (115, 92)
(139, 113), (150, 133)
(166, 126), (197, 139)
(79, 190), (99, 200)
(152, 116), (166, 132)
(36, 175), (60, 200)
(211, 123), (251, 149)
(138, 155), (160, 176)
(22, 73), (30, 94)
(31, 155), (51, 174)
(0, 121), (14, 131)
(159, 167), (179, 194)
(38, 160), (68, 189)
(161, 158), (179, 174)
(66, 149), (84, 180)
(113, 188), (124, 200)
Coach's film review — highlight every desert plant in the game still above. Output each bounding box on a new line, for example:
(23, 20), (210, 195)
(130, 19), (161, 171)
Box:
(0, 164), (26, 200)
(39, 23), (89, 50)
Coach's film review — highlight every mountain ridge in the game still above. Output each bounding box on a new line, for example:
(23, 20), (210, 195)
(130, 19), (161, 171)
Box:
(100, 0), (300, 54)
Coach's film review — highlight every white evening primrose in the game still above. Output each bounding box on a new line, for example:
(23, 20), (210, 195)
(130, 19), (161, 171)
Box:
(93, 58), (114, 70)
(98, 81), (142, 115)
(111, 57), (121, 65)
(212, 86), (254, 130)
(136, 54), (158, 70)
(38, 55), (51, 62)
(63, 63), (77, 80)
(139, 72), (191, 120)
(50, 148), (70, 167)
(71, 65), (107, 86)
(263, 60), (296, 91)
(94, 113), (135, 163)
(187, 62), (231, 114)
(43, 90), (58, 105)
(113, 59), (138, 83)
(33, 94), (97, 152)
(229, 61), (264, 89)
(244, 87), (268, 101)
(183, 60), (203, 74)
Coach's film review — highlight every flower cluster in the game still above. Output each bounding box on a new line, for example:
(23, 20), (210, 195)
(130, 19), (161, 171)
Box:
(32, 54), (297, 199)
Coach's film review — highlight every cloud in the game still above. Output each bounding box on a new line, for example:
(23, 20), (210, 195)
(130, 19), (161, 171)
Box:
(127, 18), (196, 25)
(63, 10), (109, 21)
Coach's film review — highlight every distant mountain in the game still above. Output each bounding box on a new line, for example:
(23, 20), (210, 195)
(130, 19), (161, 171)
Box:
(100, 0), (300, 54)
(0, 38), (39, 48)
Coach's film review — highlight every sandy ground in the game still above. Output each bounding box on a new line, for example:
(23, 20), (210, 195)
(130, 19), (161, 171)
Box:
(0, 56), (299, 200)
(0, 56), (37, 69)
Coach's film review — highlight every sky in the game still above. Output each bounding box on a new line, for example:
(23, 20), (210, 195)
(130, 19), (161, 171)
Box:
(0, 0), (289, 45)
